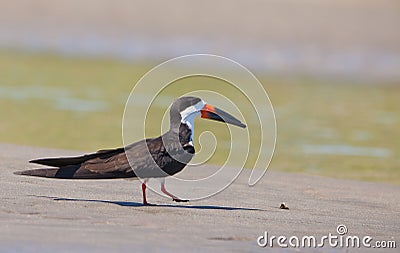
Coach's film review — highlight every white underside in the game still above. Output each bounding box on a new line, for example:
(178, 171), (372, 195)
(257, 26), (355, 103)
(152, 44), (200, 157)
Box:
(180, 100), (206, 145)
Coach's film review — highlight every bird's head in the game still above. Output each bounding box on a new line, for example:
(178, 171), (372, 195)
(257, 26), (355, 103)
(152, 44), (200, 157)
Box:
(169, 96), (246, 132)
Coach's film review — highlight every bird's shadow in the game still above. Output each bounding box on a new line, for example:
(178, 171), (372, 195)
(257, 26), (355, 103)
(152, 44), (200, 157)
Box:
(34, 195), (263, 211)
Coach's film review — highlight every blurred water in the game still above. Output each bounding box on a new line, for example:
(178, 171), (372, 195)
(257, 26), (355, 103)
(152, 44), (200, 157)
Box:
(1, 32), (399, 81)
(302, 144), (391, 158)
(1, 0), (400, 81)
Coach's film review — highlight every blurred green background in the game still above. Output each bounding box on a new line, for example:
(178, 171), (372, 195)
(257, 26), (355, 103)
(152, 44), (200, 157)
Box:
(1, 1), (399, 184)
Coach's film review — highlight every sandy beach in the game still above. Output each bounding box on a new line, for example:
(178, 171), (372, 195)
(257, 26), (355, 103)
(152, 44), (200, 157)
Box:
(0, 143), (398, 252)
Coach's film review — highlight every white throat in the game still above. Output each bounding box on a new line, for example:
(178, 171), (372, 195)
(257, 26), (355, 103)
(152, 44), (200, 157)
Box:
(180, 100), (206, 145)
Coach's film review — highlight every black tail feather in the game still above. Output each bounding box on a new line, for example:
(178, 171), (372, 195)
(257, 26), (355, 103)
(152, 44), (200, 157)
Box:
(14, 164), (83, 178)
(29, 148), (125, 167)
(29, 156), (89, 167)
(14, 168), (62, 178)
(15, 165), (136, 179)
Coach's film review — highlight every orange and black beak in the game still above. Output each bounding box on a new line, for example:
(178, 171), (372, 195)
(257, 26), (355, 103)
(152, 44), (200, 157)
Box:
(200, 104), (246, 128)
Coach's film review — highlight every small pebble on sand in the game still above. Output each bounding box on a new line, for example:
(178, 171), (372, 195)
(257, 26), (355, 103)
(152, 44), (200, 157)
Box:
(280, 202), (289, 210)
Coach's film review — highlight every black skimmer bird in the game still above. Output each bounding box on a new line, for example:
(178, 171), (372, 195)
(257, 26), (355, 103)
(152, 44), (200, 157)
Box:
(15, 96), (246, 205)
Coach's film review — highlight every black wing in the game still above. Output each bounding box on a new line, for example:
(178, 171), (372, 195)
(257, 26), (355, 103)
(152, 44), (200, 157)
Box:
(16, 143), (142, 179)
(15, 129), (194, 179)
(29, 147), (125, 167)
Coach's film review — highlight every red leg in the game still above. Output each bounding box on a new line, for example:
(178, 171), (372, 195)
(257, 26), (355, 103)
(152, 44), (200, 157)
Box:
(160, 180), (189, 203)
(141, 180), (148, 205)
